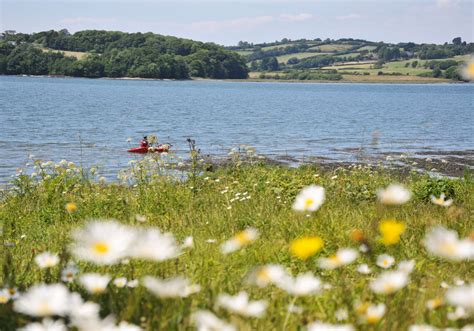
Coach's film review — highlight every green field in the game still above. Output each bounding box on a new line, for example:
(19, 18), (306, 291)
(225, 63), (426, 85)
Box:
(0, 155), (472, 330)
(276, 52), (331, 64)
(309, 44), (355, 52)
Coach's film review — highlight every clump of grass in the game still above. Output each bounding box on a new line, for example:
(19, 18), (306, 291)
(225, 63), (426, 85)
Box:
(0, 156), (472, 329)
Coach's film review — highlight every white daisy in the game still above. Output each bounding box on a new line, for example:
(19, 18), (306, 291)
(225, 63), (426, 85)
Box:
(335, 308), (349, 321)
(116, 321), (143, 331)
(430, 193), (453, 207)
(69, 292), (100, 323)
(182, 236), (194, 249)
(61, 262), (79, 283)
(307, 321), (354, 331)
(376, 254), (395, 269)
(191, 310), (236, 331)
(362, 303), (386, 324)
(143, 276), (200, 298)
(357, 264), (372, 274)
(370, 271), (409, 295)
(247, 264), (288, 288)
(217, 291), (267, 317)
(276, 272), (322, 296)
(377, 184), (411, 205)
(34, 252), (60, 269)
(19, 318), (67, 331)
(220, 228), (258, 254)
(129, 228), (181, 262)
(445, 283), (474, 312)
(0, 288), (11, 304)
(408, 324), (436, 331)
(292, 185), (325, 212)
(79, 273), (111, 294)
(397, 259), (415, 274)
(423, 226), (473, 261)
(71, 220), (136, 265)
(113, 277), (128, 288)
(127, 279), (139, 288)
(13, 283), (71, 317)
(318, 248), (358, 270)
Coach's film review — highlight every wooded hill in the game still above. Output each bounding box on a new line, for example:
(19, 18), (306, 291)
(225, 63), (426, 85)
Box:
(0, 30), (249, 79)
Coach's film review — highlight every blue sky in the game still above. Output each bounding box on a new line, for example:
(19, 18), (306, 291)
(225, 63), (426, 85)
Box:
(1, 0), (472, 45)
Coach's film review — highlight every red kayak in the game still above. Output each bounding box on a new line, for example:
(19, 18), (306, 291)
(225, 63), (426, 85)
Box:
(128, 144), (171, 154)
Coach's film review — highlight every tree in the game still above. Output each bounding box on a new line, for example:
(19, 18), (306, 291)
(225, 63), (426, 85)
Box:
(452, 37), (462, 45)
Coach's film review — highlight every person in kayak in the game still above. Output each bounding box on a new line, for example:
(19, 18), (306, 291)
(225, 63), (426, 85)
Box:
(140, 136), (149, 148)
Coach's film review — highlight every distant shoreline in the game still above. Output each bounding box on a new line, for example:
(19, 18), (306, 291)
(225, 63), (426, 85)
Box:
(2, 74), (463, 85)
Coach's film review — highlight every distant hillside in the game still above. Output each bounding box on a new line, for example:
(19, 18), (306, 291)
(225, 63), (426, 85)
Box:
(228, 37), (473, 82)
(0, 30), (249, 79)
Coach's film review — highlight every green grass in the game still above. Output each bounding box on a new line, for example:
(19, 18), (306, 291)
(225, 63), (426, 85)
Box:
(308, 44), (355, 52)
(276, 52), (331, 64)
(0, 157), (472, 330)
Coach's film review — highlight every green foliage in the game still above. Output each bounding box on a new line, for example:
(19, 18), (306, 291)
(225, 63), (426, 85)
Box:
(413, 176), (458, 202)
(0, 30), (249, 79)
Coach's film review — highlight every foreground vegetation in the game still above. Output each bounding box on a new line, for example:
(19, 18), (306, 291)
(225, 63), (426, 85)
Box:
(0, 153), (473, 330)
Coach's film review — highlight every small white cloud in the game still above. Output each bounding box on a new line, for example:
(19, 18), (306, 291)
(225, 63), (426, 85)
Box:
(335, 13), (361, 21)
(279, 13), (313, 22)
(436, 0), (460, 7)
(59, 17), (117, 25)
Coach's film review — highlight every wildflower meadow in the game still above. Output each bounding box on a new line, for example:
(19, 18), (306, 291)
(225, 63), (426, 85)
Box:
(0, 153), (472, 330)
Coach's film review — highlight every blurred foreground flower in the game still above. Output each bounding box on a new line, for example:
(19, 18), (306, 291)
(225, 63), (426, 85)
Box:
(217, 291), (267, 317)
(221, 228), (258, 254)
(191, 310), (236, 331)
(356, 302), (386, 324)
(370, 271), (409, 294)
(61, 262), (79, 283)
(430, 193), (453, 207)
(129, 228), (181, 262)
(290, 236), (323, 260)
(377, 184), (411, 205)
(34, 252), (59, 269)
(19, 318), (67, 331)
(247, 264), (287, 288)
(276, 272), (322, 296)
(408, 325), (436, 331)
(79, 273), (111, 294)
(379, 219), (406, 245)
(71, 220), (135, 265)
(318, 248), (358, 269)
(376, 254), (395, 269)
(0, 289), (11, 303)
(461, 57), (474, 81)
(397, 260), (415, 274)
(423, 226), (473, 261)
(143, 276), (200, 298)
(357, 264), (371, 274)
(292, 185), (325, 212)
(445, 283), (474, 313)
(14, 283), (70, 317)
(307, 321), (354, 331)
(65, 202), (78, 214)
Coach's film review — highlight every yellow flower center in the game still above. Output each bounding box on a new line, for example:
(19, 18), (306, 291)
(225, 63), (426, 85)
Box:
(235, 232), (251, 245)
(367, 315), (380, 324)
(93, 242), (109, 254)
(0, 296), (8, 303)
(383, 260), (390, 266)
(92, 286), (104, 294)
(38, 302), (52, 315)
(304, 198), (314, 209)
(65, 202), (77, 213)
(330, 255), (341, 265)
(441, 242), (458, 255)
(257, 269), (271, 282)
(356, 303), (369, 315)
(383, 283), (395, 293)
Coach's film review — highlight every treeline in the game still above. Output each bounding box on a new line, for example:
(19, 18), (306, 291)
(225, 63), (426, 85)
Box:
(0, 30), (249, 79)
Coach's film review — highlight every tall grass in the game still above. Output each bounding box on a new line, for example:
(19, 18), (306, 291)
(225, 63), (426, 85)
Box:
(0, 155), (472, 330)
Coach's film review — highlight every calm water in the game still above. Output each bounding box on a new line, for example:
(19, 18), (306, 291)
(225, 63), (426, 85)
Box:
(1, 76), (473, 180)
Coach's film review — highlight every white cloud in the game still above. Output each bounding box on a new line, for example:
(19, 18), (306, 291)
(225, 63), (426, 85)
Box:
(190, 13), (313, 32)
(436, 0), (461, 7)
(279, 13), (313, 22)
(335, 13), (361, 21)
(59, 17), (117, 25)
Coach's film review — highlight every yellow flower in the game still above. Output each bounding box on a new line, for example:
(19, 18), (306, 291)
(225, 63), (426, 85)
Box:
(65, 202), (78, 214)
(379, 219), (406, 245)
(290, 236), (323, 260)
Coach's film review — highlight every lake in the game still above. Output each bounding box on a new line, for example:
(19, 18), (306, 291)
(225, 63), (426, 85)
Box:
(0, 76), (472, 181)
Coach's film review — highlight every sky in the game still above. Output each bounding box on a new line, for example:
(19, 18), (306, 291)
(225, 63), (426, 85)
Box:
(1, 0), (472, 46)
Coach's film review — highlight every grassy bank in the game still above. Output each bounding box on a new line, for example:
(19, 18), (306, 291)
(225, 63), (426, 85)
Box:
(0, 156), (473, 330)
